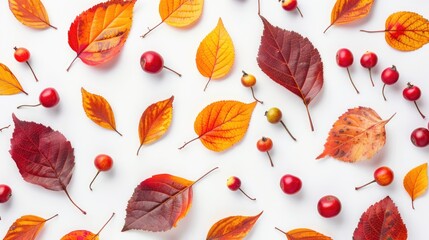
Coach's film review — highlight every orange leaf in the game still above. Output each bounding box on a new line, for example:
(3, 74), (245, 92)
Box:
(81, 88), (121, 136)
(8, 0), (56, 29)
(4, 214), (57, 240)
(180, 100), (257, 152)
(317, 107), (394, 162)
(403, 163), (428, 209)
(324, 0), (374, 33)
(67, 0), (136, 71)
(196, 18), (235, 91)
(206, 212), (263, 240)
(0, 63), (27, 95)
(275, 227), (333, 240)
(137, 96), (174, 155)
(60, 230), (97, 240)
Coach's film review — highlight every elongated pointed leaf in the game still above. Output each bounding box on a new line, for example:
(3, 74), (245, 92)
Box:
(0, 63), (27, 95)
(206, 212), (263, 240)
(8, 0), (55, 29)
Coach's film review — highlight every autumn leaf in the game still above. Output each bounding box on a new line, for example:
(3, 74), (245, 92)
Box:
(60, 213), (114, 240)
(179, 101), (257, 152)
(81, 88), (121, 136)
(142, 0), (204, 37)
(67, 0), (136, 71)
(4, 214), (57, 240)
(137, 96), (174, 155)
(206, 212), (263, 240)
(257, 16), (323, 131)
(361, 12), (429, 51)
(0, 63), (27, 95)
(122, 167), (218, 232)
(324, 0), (374, 33)
(353, 196), (407, 240)
(317, 107), (394, 162)
(275, 227), (333, 240)
(8, 0), (56, 29)
(403, 163), (428, 209)
(9, 114), (86, 214)
(196, 18), (235, 91)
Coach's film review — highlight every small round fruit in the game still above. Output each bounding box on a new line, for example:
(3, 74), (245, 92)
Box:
(140, 51), (164, 73)
(94, 154), (113, 171)
(374, 166), (394, 186)
(226, 176), (241, 191)
(282, 0), (297, 11)
(256, 137), (273, 152)
(360, 51), (378, 69)
(381, 66), (399, 85)
(14, 47), (30, 62)
(280, 174), (302, 194)
(317, 195), (341, 218)
(39, 88), (60, 108)
(265, 107), (282, 124)
(403, 84), (422, 101)
(411, 128), (429, 147)
(336, 48), (353, 68)
(0, 184), (12, 203)
(241, 72), (256, 87)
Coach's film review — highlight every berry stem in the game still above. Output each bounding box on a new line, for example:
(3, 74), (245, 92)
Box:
(204, 78), (212, 91)
(163, 66), (182, 77)
(66, 55), (79, 72)
(17, 103), (41, 109)
(250, 87), (263, 104)
(414, 101), (426, 119)
(275, 227), (287, 235)
(239, 188), (256, 201)
(296, 7), (304, 18)
(178, 136), (200, 150)
(382, 84), (387, 101)
(280, 120), (297, 141)
(304, 102), (315, 132)
(63, 188), (86, 215)
(44, 213), (59, 222)
(368, 68), (374, 87)
(355, 180), (376, 190)
(89, 171), (101, 191)
(0, 125), (10, 132)
(266, 151), (274, 167)
(346, 67), (359, 94)
(141, 21), (164, 38)
(93, 213), (115, 238)
(25, 61), (39, 82)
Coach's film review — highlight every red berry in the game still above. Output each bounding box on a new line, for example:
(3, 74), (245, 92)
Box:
(140, 51), (164, 74)
(360, 51), (378, 69)
(374, 166), (394, 186)
(0, 184), (12, 203)
(280, 174), (302, 194)
(282, 0), (297, 11)
(403, 83), (422, 101)
(39, 88), (60, 108)
(14, 47), (30, 62)
(257, 137), (273, 152)
(94, 154), (113, 171)
(336, 48), (353, 68)
(411, 128), (429, 147)
(381, 66), (399, 85)
(227, 176), (241, 191)
(317, 195), (341, 218)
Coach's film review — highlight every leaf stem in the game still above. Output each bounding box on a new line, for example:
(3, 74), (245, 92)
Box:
(280, 120), (296, 141)
(0, 125), (10, 132)
(347, 67), (359, 94)
(304, 102), (314, 132)
(93, 213), (115, 238)
(275, 227), (287, 234)
(368, 68), (374, 87)
(44, 213), (59, 222)
(141, 21), (164, 38)
(66, 55), (79, 72)
(250, 87), (263, 104)
(113, 127), (123, 136)
(257, 0), (261, 15)
(136, 144), (143, 156)
(192, 167), (219, 185)
(63, 188), (86, 215)
(382, 84), (388, 101)
(266, 151), (274, 167)
(355, 180), (376, 190)
(178, 136), (200, 150)
(163, 66), (182, 77)
(323, 24), (333, 34)
(296, 7), (303, 18)
(204, 78), (212, 91)
(25, 61), (39, 82)
(239, 188), (256, 201)
(89, 171), (101, 191)
(17, 103), (41, 109)
(414, 101), (426, 119)
(48, 23), (58, 30)
(360, 29), (387, 33)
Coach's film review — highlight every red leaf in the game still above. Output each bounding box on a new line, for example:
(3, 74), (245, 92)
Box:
(257, 16), (324, 131)
(353, 196), (407, 240)
(9, 114), (86, 214)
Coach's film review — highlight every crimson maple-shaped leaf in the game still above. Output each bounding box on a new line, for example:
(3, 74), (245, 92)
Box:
(9, 114), (86, 214)
(353, 196), (407, 240)
(257, 16), (324, 131)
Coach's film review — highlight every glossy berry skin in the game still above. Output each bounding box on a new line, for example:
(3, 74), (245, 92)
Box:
(265, 107), (282, 123)
(0, 184), (12, 203)
(381, 66), (399, 85)
(280, 174), (302, 194)
(94, 154), (113, 171)
(411, 128), (429, 147)
(360, 51), (377, 69)
(282, 0), (297, 11)
(140, 51), (164, 74)
(317, 195), (341, 218)
(403, 84), (421, 101)
(336, 48), (353, 68)
(374, 166), (394, 186)
(226, 176), (241, 191)
(241, 72), (256, 87)
(256, 137), (273, 152)
(39, 88), (60, 108)
(14, 47), (30, 62)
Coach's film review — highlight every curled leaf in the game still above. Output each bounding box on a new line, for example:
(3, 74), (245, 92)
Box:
(180, 100), (257, 152)
(137, 96), (174, 155)
(67, 0), (136, 70)
(81, 88), (121, 136)
(4, 214), (57, 240)
(353, 196), (407, 240)
(275, 227), (332, 240)
(196, 18), (235, 91)
(324, 0), (374, 33)
(317, 107), (394, 162)
(0, 63), (27, 95)
(8, 0), (56, 29)
(206, 212), (263, 240)
(403, 163), (428, 209)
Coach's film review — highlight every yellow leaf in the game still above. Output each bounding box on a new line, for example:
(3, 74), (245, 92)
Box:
(137, 96), (174, 155)
(81, 88), (121, 136)
(324, 0), (374, 33)
(403, 163), (428, 209)
(160, 0), (203, 27)
(8, 0), (56, 29)
(206, 212), (263, 240)
(4, 214), (57, 240)
(276, 227), (333, 240)
(67, 0), (136, 71)
(0, 63), (27, 95)
(196, 18), (235, 91)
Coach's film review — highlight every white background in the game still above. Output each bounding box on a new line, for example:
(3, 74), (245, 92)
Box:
(0, 0), (429, 239)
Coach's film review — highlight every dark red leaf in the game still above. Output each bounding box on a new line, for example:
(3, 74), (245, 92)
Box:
(353, 196), (407, 240)
(257, 16), (324, 131)
(9, 114), (86, 214)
